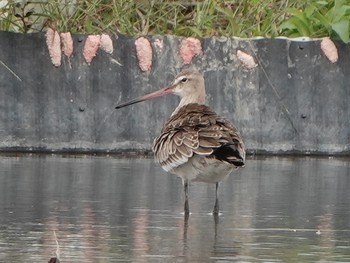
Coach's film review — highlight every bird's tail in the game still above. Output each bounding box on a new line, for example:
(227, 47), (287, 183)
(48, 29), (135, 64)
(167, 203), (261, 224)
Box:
(211, 143), (245, 167)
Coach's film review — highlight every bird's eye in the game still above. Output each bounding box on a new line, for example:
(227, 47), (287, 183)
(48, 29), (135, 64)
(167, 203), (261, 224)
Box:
(181, 77), (188, 83)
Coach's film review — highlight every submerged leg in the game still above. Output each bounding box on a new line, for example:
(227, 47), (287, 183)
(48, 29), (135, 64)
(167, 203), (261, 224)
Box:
(183, 180), (189, 215)
(213, 182), (219, 215)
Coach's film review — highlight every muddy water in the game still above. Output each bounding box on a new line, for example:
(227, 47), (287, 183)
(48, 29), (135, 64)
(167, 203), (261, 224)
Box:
(0, 155), (349, 262)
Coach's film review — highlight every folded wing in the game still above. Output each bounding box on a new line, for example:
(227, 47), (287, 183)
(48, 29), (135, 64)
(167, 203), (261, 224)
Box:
(153, 104), (245, 172)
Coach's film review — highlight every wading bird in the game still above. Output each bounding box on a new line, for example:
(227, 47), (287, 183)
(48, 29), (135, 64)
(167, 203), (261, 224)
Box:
(115, 69), (245, 215)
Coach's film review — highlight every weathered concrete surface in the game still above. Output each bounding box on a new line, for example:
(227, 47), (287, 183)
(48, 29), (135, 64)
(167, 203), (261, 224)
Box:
(0, 32), (350, 155)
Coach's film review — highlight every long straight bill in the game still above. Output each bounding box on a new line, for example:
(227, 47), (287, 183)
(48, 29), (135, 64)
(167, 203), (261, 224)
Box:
(115, 86), (173, 109)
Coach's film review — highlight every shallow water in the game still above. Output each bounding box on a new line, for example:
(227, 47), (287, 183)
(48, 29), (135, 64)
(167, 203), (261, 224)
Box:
(0, 155), (349, 262)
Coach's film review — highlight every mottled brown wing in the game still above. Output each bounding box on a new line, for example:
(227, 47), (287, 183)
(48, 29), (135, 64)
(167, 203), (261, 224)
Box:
(152, 103), (245, 172)
(206, 118), (246, 167)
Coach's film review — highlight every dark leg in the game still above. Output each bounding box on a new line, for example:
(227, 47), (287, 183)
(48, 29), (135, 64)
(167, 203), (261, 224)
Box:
(184, 180), (189, 215)
(183, 204), (189, 256)
(213, 210), (219, 239)
(213, 182), (219, 215)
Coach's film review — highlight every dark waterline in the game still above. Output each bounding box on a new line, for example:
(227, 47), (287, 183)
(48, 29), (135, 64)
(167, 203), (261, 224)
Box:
(0, 155), (349, 262)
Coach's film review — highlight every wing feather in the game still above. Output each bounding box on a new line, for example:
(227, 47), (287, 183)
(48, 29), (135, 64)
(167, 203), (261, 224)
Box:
(153, 103), (246, 172)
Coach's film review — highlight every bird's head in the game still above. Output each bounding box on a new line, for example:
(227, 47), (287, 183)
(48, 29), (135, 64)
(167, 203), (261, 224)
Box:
(115, 69), (205, 109)
(170, 69), (205, 100)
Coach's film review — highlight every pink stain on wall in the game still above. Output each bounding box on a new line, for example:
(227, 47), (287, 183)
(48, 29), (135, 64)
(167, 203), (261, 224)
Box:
(236, 50), (257, 69)
(135, 37), (153, 72)
(99, 34), (113, 54)
(46, 28), (61, 67)
(321, 37), (338, 63)
(180, 37), (202, 64)
(60, 32), (73, 58)
(83, 35), (101, 65)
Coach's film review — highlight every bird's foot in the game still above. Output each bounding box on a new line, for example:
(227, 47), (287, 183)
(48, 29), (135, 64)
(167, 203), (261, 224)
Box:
(184, 199), (190, 215)
(213, 199), (219, 215)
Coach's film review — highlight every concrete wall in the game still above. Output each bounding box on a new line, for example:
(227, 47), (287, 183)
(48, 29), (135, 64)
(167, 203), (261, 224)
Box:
(0, 31), (349, 155)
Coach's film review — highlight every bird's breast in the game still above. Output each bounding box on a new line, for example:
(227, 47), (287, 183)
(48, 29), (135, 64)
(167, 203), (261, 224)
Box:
(170, 155), (235, 183)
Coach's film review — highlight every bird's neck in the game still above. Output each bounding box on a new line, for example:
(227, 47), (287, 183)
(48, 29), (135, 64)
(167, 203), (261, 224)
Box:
(172, 92), (206, 116)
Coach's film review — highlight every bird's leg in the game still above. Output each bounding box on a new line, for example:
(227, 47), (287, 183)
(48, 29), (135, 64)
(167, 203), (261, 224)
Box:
(213, 182), (219, 215)
(183, 180), (189, 215)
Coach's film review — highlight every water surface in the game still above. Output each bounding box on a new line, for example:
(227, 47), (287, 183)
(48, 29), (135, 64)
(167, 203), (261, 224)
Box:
(0, 155), (349, 262)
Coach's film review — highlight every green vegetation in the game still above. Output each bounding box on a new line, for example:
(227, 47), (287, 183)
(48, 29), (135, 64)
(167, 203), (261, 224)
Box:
(280, 0), (350, 42)
(0, 0), (349, 42)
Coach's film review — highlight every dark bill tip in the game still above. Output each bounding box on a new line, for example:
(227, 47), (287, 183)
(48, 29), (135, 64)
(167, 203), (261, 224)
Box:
(115, 86), (174, 110)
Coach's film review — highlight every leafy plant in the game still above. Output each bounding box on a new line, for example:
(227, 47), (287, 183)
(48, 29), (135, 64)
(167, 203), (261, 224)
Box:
(0, 0), (43, 32)
(279, 0), (350, 42)
(0, 0), (349, 42)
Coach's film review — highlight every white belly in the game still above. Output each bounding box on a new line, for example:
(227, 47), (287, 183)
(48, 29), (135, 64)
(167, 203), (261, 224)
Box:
(169, 155), (236, 183)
